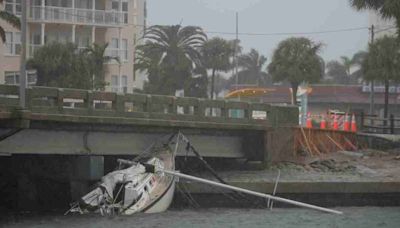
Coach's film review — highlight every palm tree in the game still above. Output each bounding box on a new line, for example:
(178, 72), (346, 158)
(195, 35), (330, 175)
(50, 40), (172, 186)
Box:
(0, 0), (21, 42)
(202, 37), (234, 99)
(83, 43), (119, 91)
(350, 50), (368, 80)
(349, 0), (400, 34)
(268, 37), (323, 105)
(362, 36), (400, 118)
(136, 25), (207, 95)
(340, 56), (352, 76)
(28, 42), (92, 89)
(238, 49), (268, 86)
(326, 60), (349, 84)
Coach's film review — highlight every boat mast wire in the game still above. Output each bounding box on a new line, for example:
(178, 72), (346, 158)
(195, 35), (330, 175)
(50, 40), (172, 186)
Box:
(179, 133), (264, 207)
(161, 170), (343, 215)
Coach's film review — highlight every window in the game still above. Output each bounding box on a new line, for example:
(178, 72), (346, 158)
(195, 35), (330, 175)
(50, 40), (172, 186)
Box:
(27, 71), (37, 84)
(5, 0), (21, 16)
(4, 32), (21, 55)
(4, 71), (37, 85)
(122, 1), (128, 23)
(121, 39), (128, 61)
(4, 72), (19, 85)
(111, 37), (119, 57)
(121, 75), (128, 93)
(122, 2), (128, 11)
(111, 75), (119, 92)
(112, 1), (119, 11)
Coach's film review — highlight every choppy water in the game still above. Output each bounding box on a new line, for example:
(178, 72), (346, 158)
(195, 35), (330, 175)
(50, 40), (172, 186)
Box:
(2, 207), (400, 228)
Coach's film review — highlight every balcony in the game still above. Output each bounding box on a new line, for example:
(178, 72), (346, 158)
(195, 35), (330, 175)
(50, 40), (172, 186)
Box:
(29, 6), (128, 27)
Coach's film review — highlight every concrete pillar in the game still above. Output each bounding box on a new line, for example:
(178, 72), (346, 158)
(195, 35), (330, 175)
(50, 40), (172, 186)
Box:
(72, 25), (76, 44)
(118, 27), (122, 91)
(72, 0), (75, 23)
(40, 23), (45, 45)
(91, 26), (96, 44)
(41, 0), (45, 20)
(69, 156), (104, 200)
(92, 0), (96, 23)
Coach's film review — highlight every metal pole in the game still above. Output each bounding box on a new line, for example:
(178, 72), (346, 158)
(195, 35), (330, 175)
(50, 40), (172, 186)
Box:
(234, 12), (239, 92)
(161, 169), (343, 215)
(19, 0), (27, 108)
(369, 25), (375, 115)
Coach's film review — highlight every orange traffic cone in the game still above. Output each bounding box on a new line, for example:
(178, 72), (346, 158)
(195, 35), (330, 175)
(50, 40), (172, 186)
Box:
(333, 114), (339, 130)
(343, 114), (350, 131)
(306, 112), (313, 128)
(351, 114), (357, 132)
(320, 115), (327, 129)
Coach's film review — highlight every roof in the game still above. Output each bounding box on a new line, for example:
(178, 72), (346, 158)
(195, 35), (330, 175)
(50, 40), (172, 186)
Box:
(233, 85), (400, 105)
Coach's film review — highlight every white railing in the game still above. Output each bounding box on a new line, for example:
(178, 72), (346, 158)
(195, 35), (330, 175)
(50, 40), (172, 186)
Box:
(29, 6), (127, 26)
(29, 44), (43, 57)
(105, 48), (128, 62)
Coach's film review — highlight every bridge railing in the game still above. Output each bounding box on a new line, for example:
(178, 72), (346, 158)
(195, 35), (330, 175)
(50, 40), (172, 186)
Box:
(0, 85), (298, 128)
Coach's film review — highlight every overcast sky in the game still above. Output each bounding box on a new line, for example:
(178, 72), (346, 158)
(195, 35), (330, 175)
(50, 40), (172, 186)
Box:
(147, 0), (369, 63)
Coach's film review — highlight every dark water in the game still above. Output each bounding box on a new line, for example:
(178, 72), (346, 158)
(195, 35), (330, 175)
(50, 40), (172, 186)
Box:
(2, 207), (400, 228)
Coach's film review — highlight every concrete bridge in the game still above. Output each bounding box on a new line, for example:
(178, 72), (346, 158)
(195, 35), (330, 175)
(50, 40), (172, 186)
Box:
(0, 84), (298, 209)
(0, 84), (298, 161)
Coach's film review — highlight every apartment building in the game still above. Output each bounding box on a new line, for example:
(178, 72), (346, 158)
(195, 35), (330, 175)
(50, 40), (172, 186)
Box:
(0, 0), (146, 93)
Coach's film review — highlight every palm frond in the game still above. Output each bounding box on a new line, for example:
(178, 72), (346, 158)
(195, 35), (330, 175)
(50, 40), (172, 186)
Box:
(0, 10), (21, 28)
(0, 26), (5, 43)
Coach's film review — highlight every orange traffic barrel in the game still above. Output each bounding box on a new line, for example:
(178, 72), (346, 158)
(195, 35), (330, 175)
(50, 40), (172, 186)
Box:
(332, 114), (339, 130)
(351, 114), (357, 132)
(343, 114), (351, 131)
(306, 112), (313, 128)
(320, 115), (327, 129)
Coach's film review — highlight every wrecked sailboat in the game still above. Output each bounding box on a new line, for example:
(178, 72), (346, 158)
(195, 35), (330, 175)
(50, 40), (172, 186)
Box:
(67, 133), (342, 216)
(67, 135), (177, 216)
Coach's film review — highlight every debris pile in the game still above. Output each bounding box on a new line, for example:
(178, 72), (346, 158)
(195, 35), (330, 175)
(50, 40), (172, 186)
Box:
(308, 159), (356, 173)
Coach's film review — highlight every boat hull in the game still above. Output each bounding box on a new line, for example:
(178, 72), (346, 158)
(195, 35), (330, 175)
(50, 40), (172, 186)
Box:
(144, 180), (175, 213)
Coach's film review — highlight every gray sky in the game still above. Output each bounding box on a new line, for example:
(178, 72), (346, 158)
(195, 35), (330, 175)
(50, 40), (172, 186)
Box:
(147, 0), (369, 63)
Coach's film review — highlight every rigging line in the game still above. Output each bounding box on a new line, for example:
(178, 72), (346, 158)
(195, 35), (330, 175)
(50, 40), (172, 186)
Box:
(34, 7), (376, 37)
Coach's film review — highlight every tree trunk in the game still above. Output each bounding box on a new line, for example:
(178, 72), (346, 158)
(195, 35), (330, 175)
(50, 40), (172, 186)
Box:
(210, 68), (216, 99)
(291, 83), (299, 105)
(209, 68), (216, 116)
(384, 79), (389, 119)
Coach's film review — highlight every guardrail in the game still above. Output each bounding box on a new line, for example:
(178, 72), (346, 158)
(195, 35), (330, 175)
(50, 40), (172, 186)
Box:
(360, 112), (400, 134)
(0, 85), (298, 129)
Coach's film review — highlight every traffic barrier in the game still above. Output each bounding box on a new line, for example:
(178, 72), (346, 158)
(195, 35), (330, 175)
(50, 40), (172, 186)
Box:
(351, 114), (357, 132)
(306, 112), (313, 128)
(332, 114), (339, 130)
(343, 114), (350, 131)
(320, 115), (327, 129)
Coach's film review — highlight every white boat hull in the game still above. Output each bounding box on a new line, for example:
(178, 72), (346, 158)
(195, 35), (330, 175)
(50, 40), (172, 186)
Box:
(144, 180), (175, 213)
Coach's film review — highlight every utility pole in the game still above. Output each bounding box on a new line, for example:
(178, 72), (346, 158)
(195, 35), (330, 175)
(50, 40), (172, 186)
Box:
(234, 12), (239, 100)
(19, 0), (27, 108)
(369, 24), (375, 115)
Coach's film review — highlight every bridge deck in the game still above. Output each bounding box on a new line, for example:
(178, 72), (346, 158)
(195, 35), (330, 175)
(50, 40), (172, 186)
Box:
(0, 85), (298, 130)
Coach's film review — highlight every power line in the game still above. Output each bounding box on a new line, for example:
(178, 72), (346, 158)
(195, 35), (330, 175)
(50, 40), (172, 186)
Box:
(375, 25), (397, 33)
(205, 26), (369, 36)
(31, 7), (386, 37)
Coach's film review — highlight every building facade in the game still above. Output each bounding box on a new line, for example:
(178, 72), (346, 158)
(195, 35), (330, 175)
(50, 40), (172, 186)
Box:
(0, 0), (146, 93)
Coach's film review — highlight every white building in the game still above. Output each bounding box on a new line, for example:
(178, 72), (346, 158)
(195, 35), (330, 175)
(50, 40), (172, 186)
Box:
(0, 0), (147, 93)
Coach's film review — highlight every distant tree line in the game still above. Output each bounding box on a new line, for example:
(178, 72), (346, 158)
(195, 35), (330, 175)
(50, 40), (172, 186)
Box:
(20, 0), (400, 116)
